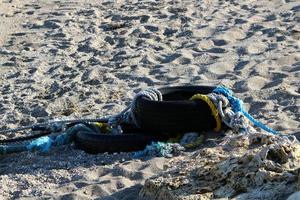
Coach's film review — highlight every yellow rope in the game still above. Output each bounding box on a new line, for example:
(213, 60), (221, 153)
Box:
(94, 122), (110, 133)
(190, 94), (222, 132)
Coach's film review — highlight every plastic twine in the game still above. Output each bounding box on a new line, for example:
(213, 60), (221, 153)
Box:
(213, 86), (277, 134)
(26, 136), (53, 152)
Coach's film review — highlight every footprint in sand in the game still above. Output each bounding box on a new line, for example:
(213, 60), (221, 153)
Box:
(2, 61), (15, 67)
(77, 38), (100, 53)
(11, 32), (26, 36)
(140, 15), (150, 23)
(158, 53), (181, 64)
(234, 60), (250, 71)
(234, 18), (248, 25)
(207, 47), (227, 54)
(37, 19), (62, 29)
(24, 3), (41, 10)
(177, 56), (191, 65)
(264, 14), (277, 22)
(163, 28), (178, 37)
(25, 10), (34, 15)
(212, 39), (228, 46)
(144, 25), (159, 32)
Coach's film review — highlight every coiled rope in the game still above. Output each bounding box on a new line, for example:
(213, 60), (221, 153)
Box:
(0, 86), (278, 155)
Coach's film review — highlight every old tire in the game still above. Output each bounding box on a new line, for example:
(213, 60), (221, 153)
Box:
(133, 85), (217, 134)
(75, 131), (166, 154)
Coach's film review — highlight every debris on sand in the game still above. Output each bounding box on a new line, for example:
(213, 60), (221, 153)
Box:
(140, 132), (300, 200)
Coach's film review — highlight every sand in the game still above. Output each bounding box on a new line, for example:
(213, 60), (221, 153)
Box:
(0, 0), (299, 199)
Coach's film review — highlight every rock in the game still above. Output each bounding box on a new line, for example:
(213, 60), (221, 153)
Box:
(163, 28), (177, 37)
(140, 132), (300, 200)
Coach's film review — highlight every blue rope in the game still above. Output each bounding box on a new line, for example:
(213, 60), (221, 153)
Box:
(25, 123), (96, 153)
(26, 136), (53, 152)
(25, 134), (73, 153)
(213, 86), (278, 134)
(133, 142), (175, 158)
(26, 134), (73, 153)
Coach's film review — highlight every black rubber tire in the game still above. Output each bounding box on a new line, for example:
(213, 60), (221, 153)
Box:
(75, 131), (167, 154)
(133, 85), (217, 134)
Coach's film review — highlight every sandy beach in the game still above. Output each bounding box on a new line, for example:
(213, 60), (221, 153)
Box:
(0, 0), (299, 199)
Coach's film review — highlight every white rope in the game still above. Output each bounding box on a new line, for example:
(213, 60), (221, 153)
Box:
(108, 88), (162, 134)
(207, 93), (257, 134)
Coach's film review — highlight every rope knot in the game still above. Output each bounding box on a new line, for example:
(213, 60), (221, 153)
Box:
(212, 86), (277, 134)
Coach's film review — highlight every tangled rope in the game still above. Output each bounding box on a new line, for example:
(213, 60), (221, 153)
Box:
(0, 123), (97, 155)
(0, 86), (278, 155)
(0, 88), (164, 154)
(207, 86), (277, 134)
(111, 86), (278, 153)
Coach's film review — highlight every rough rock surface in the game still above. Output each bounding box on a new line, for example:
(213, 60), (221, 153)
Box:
(140, 132), (300, 200)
